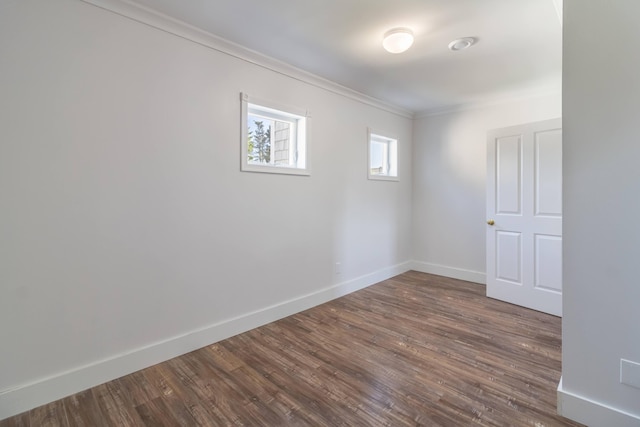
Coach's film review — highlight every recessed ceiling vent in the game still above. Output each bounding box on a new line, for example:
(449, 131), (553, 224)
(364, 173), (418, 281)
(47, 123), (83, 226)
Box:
(448, 37), (476, 51)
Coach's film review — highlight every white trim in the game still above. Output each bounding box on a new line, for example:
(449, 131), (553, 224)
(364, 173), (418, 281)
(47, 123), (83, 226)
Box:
(552, 0), (563, 27)
(0, 261), (412, 420)
(557, 377), (640, 427)
(409, 260), (486, 284)
(79, 0), (413, 119)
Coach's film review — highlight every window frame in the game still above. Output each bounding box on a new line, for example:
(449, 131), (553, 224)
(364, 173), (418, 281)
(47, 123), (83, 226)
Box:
(367, 128), (398, 181)
(240, 93), (310, 176)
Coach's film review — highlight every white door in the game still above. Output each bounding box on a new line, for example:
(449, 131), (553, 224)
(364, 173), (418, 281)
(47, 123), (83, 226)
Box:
(486, 118), (562, 316)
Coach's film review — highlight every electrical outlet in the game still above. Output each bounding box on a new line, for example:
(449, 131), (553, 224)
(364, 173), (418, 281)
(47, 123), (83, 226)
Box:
(335, 262), (341, 275)
(620, 359), (640, 389)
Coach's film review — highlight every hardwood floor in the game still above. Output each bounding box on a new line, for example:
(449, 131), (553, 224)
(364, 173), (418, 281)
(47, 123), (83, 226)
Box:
(1, 271), (584, 426)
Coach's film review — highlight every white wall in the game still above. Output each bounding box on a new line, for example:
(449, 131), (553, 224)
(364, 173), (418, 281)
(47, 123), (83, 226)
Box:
(411, 95), (561, 283)
(0, 0), (413, 418)
(559, 1), (640, 425)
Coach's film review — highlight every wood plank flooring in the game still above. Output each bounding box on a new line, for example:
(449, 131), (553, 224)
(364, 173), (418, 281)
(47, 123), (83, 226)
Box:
(1, 271), (584, 426)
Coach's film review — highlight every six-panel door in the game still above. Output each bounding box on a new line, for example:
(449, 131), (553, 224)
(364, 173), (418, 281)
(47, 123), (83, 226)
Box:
(486, 118), (563, 316)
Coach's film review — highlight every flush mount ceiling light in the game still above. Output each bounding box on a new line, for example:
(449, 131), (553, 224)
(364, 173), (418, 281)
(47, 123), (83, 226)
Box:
(448, 37), (476, 51)
(383, 28), (414, 54)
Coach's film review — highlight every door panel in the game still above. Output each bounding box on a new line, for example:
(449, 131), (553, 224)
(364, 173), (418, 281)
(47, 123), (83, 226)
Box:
(496, 231), (522, 284)
(486, 118), (562, 316)
(534, 129), (563, 216)
(496, 135), (522, 214)
(534, 234), (562, 292)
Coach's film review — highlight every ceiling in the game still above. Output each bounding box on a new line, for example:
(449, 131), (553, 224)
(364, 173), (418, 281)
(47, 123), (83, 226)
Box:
(129, 0), (562, 114)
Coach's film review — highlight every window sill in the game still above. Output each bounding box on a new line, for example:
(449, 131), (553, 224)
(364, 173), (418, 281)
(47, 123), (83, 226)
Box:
(368, 174), (399, 182)
(242, 163), (310, 176)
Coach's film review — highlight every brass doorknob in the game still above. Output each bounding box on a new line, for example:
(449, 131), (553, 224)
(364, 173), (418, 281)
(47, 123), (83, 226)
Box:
(487, 219), (495, 226)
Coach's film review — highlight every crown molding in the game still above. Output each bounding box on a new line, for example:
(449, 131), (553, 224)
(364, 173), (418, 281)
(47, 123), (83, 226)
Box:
(415, 89), (562, 119)
(79, 0), (414, 119)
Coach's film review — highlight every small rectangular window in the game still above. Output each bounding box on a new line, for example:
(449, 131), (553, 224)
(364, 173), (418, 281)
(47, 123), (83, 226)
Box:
(368, 129), (398, 181)
(241, 93), (310, 175)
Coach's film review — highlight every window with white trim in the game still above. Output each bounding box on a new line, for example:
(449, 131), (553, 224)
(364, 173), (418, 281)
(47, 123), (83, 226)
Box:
(368, 129), (398, 180)
(241, 93), (310, 175)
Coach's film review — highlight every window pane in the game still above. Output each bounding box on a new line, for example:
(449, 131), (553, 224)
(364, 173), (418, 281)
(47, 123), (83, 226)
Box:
(370, 140), (388, 175)
(247, 112), (297, 167)
(247, 114), (273, 164)
(272, 120), (292, 166)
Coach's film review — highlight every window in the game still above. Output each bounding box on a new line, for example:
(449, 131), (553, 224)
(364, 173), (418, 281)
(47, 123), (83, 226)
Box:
(240, 93), (310, 175)
(368, 129), (398, 180)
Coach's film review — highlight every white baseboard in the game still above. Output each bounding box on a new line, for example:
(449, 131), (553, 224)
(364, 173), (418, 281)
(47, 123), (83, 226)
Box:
(409, 260), (486, 284)
(557, 377), (640, 427)
(0, 261), (411, 421)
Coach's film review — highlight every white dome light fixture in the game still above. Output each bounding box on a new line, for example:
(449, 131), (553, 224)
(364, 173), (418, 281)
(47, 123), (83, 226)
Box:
(448, 37), (476, 51)
(383, 28), (414, 54)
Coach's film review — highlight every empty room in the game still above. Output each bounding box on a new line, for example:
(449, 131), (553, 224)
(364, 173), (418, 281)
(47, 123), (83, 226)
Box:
(1, 1), (639, 426)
